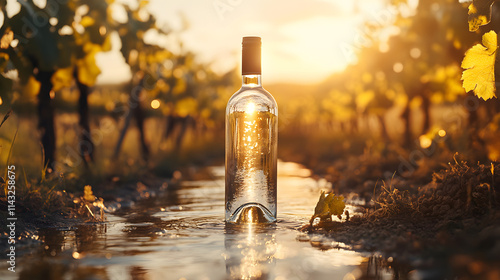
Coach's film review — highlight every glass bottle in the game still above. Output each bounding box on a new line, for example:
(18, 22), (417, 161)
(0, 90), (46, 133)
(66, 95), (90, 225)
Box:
(225, 36), (278, 224)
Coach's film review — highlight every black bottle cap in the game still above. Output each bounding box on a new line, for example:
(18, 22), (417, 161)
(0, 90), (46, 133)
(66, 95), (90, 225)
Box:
(242, 36), (261, 75)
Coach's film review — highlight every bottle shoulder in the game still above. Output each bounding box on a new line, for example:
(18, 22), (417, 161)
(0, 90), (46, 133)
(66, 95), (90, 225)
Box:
(227, 86), (277, 111)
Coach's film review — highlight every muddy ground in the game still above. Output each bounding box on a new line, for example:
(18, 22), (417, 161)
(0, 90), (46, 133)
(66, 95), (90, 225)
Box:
(301, 159), (500, 279)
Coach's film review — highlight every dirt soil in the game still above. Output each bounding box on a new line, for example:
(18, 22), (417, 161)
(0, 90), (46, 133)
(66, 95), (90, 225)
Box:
(0, 169), (183, 255)
(301, 160), (500, 279)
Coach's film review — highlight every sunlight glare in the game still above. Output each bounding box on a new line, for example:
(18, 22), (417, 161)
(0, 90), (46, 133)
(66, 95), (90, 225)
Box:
(32, 0), (46, 9)
(393, 63), (403, 73)
(109, 3), (128, 24)
(99, 26), (107, 36)
(410, 48), (421, 59)
(151, 99), (160, 109)
(246, 103), (256, 115)
(419, 135), (432, 149)
(5, 0), (20, 18)
(273, 16), (357, 83)
(247, 209), (254, 223)
(49, 17), (58, 26)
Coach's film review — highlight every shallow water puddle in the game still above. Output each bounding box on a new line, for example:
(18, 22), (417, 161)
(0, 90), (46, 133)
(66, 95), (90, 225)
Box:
(1, 161), (400, 280)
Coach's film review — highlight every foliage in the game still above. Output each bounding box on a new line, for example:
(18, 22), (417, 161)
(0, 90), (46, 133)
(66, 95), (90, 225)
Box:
(0, 0), (113, 90)
(462, 30), (498, 100)
(310, 191), (345, 225)
(461, 0), (499, 99)
(0, 0), (237, 168)
(272, 0), (480, 149)
(467, 0), (497, 31)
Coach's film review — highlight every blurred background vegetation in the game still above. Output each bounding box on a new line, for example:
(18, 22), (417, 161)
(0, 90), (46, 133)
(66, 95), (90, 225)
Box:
(0, 0), (499, 189)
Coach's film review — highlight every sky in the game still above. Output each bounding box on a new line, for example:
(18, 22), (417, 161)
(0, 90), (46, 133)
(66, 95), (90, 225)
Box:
(4, 0), (407, 85)
(95, 0), (398, 85)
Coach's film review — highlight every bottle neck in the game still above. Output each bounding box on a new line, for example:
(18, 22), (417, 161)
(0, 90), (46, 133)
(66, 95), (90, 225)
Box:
(242, 74), (262, 88)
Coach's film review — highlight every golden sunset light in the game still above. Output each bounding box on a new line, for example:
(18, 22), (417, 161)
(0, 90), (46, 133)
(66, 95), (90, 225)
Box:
(1, 0), (499, 279)
(88, 0), (415, 84)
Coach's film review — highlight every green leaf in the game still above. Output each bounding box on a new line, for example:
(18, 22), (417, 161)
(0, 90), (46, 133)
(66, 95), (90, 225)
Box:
(9, 5), (60, 71)
(51, 67), (73, 92)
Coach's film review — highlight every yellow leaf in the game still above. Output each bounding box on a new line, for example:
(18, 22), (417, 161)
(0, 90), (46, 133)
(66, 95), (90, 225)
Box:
(82, 41), (100, 54)
(200, 108), (211, 119)
(361, 72), (372, 84)
(468, 0), (496, 32)
(313, 191), (345, 219)
(77, 52), (101, 86)
(175, 97), (197, 117)
(0, 53), (9, 71)
(313, 191), (330, 218)
(430, 93), (444, 104)
(80, 16), (95, 27)
(51, 67), (73, 92)
(172, 79), (187, 95)
(25, 76), (41, 96)
(461, 30), (497, 100)
(101, 35), (112, 52)
(328, 194), (345, 216)
(0, 28), (13, 49)
(355, 90), (374, 112)
(83, 185), (95, 202)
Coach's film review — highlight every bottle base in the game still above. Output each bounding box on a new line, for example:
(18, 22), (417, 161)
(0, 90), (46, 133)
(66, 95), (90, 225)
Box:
(227, 203), (276, 224)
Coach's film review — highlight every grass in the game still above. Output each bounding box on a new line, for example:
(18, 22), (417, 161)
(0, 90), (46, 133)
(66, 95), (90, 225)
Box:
(371, 179), (417, 219)
(304, 155), (500, 255)
(362, 156), (498, 222)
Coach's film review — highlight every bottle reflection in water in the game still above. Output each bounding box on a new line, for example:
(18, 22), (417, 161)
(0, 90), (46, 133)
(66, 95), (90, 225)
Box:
(225, 36), (278, 223)
(224, 224), (277, 279)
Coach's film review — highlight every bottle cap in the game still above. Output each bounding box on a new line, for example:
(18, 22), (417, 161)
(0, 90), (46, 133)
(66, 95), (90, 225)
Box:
(242, 36), (261, 75)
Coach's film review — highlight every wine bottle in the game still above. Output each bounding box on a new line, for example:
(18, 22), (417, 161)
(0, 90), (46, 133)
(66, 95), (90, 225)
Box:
(225, 36), (278, 224)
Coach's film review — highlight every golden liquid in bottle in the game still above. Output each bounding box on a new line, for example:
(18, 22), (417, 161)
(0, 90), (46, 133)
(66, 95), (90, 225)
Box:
(225, 109), (277, 223)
